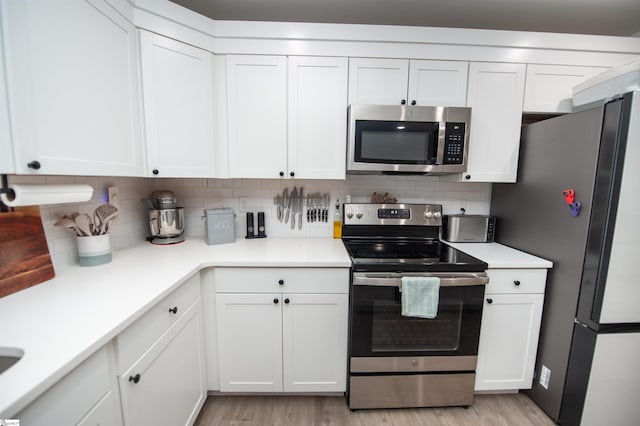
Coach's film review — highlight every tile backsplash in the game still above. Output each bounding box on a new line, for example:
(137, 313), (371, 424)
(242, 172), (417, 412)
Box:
(5, 174), (491, 269)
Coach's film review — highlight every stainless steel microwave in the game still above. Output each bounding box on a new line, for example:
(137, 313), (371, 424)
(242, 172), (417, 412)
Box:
(347, 104), (471, 174)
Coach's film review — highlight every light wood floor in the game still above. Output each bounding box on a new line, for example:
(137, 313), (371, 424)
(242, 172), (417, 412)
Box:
(195, 393), (556, 425)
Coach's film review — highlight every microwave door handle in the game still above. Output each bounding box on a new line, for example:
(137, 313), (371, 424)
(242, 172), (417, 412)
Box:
(352, 273), (488, 287)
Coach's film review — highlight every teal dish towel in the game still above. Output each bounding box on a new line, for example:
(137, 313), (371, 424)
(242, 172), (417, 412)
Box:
(401, 276), (441, 319)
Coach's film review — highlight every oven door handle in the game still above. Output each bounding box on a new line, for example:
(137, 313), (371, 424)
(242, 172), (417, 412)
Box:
(352, 272), (489, 287)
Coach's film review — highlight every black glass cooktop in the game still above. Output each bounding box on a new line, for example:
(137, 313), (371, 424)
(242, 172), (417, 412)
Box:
(343, 239), (487, 272)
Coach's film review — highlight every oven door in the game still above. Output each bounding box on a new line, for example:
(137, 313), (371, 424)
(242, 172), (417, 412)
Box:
(349, 272), (486, 363)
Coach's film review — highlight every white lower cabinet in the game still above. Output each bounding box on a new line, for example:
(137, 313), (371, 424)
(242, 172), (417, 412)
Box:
(215, 268), (349, 393)
(16, 343), (123, 426)
(116, 273), (206, 426)
(475, 269), (547, 392)
(119, 301), (206, 426)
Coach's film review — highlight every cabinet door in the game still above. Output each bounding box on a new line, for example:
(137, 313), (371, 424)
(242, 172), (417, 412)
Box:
(140, 30), (215, 177)
(2, 0), (143, 176)
(282, 293), (348, 392)
(0, 41), (14, 174)
(216, 293), (283, 392)
(475, 293), (544, 391)
(348, 58), (409, 105)
(288, 56), (348, 180)
(524, 65), (602, 113)
(408, 60), (468, 107)
(464, 62), (526, 182)
(119, 301), (206, 426)
(17, 344), (122, 426)
(226, 55), (287, 178)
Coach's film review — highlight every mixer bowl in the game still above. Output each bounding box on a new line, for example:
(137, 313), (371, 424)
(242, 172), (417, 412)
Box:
(149, 207), (184, 238)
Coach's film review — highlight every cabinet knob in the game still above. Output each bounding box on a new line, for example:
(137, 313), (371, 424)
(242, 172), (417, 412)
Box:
(273, 298), (279, 304)
(465, 175), (471, 180)
(278, 279), (284, 285)
(487, 298), (493, 304)
(284, 298), (290, 304)
(401, 99), (406, 105)
(279, 171), (285, 177)
(290, 171), (295, 177)
(129, 373), (141, 384)
(411, 100), (417, 105)
(169, 306), (178, 314)
(27, 160), (41, 170)
(514, 280), (521, 286)
(152, 169), (159, 175)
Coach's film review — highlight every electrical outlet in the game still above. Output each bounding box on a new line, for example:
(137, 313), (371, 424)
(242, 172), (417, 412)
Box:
(539, 365), (551, 389)
(239, 196), (249, 212)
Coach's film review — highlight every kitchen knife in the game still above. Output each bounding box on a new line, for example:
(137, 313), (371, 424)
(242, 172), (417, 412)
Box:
(283, 188), (290, 223)
(298, 187), (304, 229)
(291, 187), (298, 229)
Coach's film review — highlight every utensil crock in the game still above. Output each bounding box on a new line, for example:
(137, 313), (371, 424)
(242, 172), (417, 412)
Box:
(77, 234), (112, 266)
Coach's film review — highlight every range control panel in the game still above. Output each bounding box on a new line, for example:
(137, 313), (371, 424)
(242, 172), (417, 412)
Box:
(343, 203), (442, 226)
(377, 208), (411, 219)
(442, 122), (466, 164)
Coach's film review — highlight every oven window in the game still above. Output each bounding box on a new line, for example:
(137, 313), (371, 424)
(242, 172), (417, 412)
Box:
(355, 120), (439, 165)
(371, 300), (462, 352)
(350, 284), (483, 358)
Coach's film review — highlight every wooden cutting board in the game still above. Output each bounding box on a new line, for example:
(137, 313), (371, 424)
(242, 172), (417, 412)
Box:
(0, 206), (55, 298)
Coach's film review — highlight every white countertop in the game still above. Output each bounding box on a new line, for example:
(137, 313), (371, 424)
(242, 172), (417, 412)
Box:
(444, 242), (553, 268)
(0, 237), (350, 417)
(0, 237), (551, 417)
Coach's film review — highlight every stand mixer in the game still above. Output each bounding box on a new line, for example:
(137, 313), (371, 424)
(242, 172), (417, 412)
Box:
(142, 190), (185, 245)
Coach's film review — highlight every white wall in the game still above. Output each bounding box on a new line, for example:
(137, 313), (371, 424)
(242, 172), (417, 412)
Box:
(6, 174), (491, 269)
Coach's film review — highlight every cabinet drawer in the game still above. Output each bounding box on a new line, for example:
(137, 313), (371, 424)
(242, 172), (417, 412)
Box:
(215, 268), (349, 294)
(486, 269), (547, 294)
(116, 273), (201, 373)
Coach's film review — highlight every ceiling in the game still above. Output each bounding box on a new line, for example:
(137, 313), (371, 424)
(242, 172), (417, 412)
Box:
(169, 0), (640, 37)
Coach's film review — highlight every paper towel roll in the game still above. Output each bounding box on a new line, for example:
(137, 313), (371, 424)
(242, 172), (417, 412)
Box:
(0, 184), (94, 207)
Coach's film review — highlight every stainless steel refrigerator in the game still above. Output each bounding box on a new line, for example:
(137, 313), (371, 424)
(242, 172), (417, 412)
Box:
(491, 91), (640, 426)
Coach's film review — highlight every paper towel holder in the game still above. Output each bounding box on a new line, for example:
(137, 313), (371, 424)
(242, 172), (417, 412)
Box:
(1, 174), (94, 209)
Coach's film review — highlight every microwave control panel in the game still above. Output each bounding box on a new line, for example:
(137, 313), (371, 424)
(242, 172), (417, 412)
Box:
(443, 122), (466, 164)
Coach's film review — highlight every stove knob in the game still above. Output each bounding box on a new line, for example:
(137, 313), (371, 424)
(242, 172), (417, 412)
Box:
(425, 211), (434, 219)
(355, 210), (364, 219)
(346, 210), (354, 219)
(433, 211), (442, 219)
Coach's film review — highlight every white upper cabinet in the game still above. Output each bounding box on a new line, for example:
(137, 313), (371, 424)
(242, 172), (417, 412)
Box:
(226, 55), (348, 179)
(348, 58), (409, 105)
(348, 58), (468, 106)
(408, 60), (468, 107)
(226, 55), (288, 178)
(288, 56), (348, 180)
(139, 30), (215, 178)
(463, 62), (526, 182)
(524, 65), (606, 113)
(2, 0), (143, 176)
(0, 36), (14, 174)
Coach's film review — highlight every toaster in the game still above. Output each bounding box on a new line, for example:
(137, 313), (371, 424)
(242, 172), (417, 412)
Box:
(443, 214), (496, 243)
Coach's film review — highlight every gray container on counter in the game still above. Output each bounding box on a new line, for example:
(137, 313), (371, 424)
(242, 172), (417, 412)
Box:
(204, 208), (236, 245)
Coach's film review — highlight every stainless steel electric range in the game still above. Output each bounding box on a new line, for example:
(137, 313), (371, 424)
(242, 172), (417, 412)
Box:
(342, 203), (488, 410)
